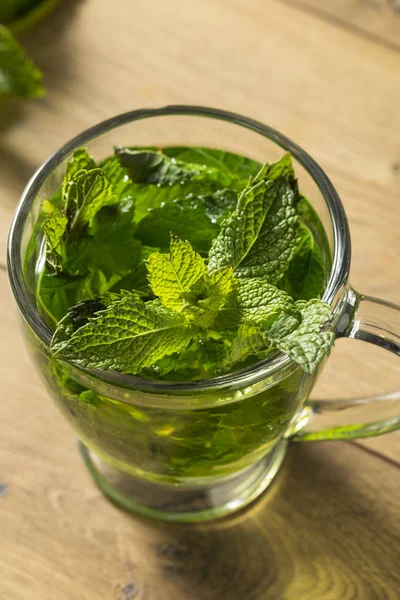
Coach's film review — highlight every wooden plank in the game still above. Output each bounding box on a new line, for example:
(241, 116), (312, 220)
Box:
(282, 0), (400, 52)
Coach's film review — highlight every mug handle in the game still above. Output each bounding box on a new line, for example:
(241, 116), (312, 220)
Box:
(293, 287), (400, 441)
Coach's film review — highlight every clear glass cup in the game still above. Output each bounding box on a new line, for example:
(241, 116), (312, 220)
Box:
(7, 106), (400, 522)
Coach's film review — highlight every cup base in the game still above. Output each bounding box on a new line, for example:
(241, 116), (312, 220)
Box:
(79, 439), (288, 522)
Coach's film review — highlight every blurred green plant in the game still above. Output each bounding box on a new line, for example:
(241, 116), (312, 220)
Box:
(0, 25), (44, 98)
(0, 1), (39, 24)
(0, 0), (60, 99)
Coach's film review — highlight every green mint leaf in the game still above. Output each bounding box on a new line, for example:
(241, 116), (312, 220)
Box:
(117, 147), (252, 189)
(109, 244), (158, 296)
(219, 278), (301, 330)
(51, 296), (115, 348)
(135, 200), (219, 255)
(233, 178), (298, 282)
(65, 148), (96, 180)
(116, 148), (202, 185)
(36, 271), (88, 326)
(114, 147), (259, 226)
(192, 188), (238, 223)
(268, 299), (334, 374)
(86, 199), (142, 277)
(208, 176), (274, 272)
(0, 24), (44, 97)
(209, 155), (299, 283)
(262, 311), (302, 339)
(279, 222), (326, 300)
(116, 148), (254, 224)
(40, 151), (99, 272)
(42, 214), (67, 253)
(107, 165), (212, 225)
(183, 267), (235, 329)
(297, 193), (332, 273)
(63, 225), (143, 284)
(89, 196), (134, 240)
(275, 331), (334, 375)
(262, 152), (295, 182)
(62, 200), (143, 294)
(39, 187), (141, 320)
(63, 168), (115, 236)
(41, 213), (68, 272)
(162, 146), (261, 190)
(0, 1), (40, 23)
(144, 341), (202, 380)
(223, 324), (266, 368)
(51, 293), (194, 374)
(103, 151), (209, 223)
(144, 335), (228, 380)
(38, 201), (144, 325)
(147, 236), (206, 311)
(100, 156), (137, 204)
(133, 184), (188, 224)
(206, 267), (235, 302)
(292, 299), (332, 335)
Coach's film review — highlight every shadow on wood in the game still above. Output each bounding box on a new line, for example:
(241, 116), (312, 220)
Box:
(21, 0), (85, 84)
(0, 1), (84, 212)
(110, 442), (400, 599)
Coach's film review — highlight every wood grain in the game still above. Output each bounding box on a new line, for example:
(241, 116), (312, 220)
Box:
(1, 0), (400, 597)
(282, 0), (400, 52)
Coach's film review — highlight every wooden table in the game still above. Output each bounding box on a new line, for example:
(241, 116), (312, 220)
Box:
(1, 1), (400, 598)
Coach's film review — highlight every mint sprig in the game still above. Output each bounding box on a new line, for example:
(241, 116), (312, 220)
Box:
(41, 149), (116, 268)
(114, 147), (256, 226)
(147, 236), (206, 311)
(63, 168), (115, 236)
(278, 221), (326, 300)
(219, 278), (301, 329)
(267, 300), (334, 374)
(208, 154), (299, 283)
(115, 148), (202, 186)
(43, 149), (334, 377)
(52, 295), (193, 373)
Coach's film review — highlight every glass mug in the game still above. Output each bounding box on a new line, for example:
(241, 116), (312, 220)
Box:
(7, 107), (400, 522)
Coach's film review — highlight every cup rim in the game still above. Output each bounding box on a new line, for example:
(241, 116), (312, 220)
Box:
(7, 105), (351, 393)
